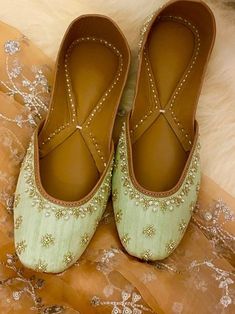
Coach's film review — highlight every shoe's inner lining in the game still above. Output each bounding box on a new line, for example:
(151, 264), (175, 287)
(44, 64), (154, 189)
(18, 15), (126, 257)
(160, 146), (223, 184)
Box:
(131, 15), (208, 192)
(39, 37), (123, 201)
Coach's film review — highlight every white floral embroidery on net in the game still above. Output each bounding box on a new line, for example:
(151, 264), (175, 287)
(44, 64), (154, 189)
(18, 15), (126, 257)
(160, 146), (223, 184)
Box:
(155, 199), (235, 310)
(0, 37), (50, 128)
(193, 199), (235, 256)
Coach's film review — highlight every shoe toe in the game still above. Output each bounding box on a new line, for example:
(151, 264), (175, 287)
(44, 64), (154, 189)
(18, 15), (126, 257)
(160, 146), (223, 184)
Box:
(112, 125), (200, 261)
(14, 140), (113, 273)
(14, 202), (99, 273)
(113, 195), (195, 261)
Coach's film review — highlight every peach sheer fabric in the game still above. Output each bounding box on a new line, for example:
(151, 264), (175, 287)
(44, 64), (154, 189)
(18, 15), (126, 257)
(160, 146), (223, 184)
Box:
(0, 22), (234, 314)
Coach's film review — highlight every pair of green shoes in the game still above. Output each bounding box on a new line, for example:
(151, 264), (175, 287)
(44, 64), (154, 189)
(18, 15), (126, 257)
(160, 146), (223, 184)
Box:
(14, 0), (215, 273)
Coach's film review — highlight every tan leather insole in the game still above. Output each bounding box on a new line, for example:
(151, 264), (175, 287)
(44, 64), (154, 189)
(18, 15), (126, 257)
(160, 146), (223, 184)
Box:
(133, 18), (199, 192)
(40, 40), (119, 201)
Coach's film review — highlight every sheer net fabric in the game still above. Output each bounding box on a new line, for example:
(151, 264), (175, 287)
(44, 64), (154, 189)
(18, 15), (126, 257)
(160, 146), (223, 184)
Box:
(0, 22), (234, 314)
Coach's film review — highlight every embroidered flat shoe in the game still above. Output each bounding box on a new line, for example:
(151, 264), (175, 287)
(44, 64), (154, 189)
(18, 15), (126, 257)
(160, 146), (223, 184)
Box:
(112, 0), (215, 261)
(13, 15), (130, 272)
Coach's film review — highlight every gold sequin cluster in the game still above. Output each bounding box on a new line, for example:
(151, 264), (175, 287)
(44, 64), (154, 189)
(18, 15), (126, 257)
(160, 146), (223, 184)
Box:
(14, 215), (23, 229)
(141, 249), (153, 261)
(115, 209), (123, 224)
(15, 240), (27, 255)
(121, 233), (131, 245)
(166, 240), (176, 255)
(142, 225), (156, 238)
(41, 233), (55, 248)
(178, 219), (187, 234)
(80, 233), (90, 247)
(35, 259), (48, 272)
(14, 193), (21, 208)
(63, 251), (74, 266)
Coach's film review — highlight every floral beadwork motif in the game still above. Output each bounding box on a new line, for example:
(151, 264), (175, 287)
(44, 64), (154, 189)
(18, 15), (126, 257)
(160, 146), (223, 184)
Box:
(14, 215), (23, 229)
(20, 140), (113, 221)
(63, 251), (74, 266)
(80, 233), (90, 247)
(40, 233), (55, 248)
(114, 123), (200, 214)
(13, 193), (21, 207)
(15, 240), (27, 255)
(121, 233), (131, 245)
(142, 225), (156, 238)
(0, 37), (50, 127)
(115, 209), (123, 224)
(35, 259), (48, 272)
(91, 291), (154, 313)
(141, 250), (153, 261)
(112, 189), (118, 202)
(166, 240), (176, 255)
(178, 220), (187, 234)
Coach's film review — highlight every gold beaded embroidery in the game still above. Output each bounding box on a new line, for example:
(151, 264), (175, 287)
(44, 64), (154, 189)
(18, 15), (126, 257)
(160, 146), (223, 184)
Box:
(93, 218), (100, 230)
(14, 215), (23, 229)
(40, 233), (55, 248)
(21, 141), (113, 221)
(35, 259), (48, 272)
(80, 233), (90, 247)
(190, 201), (196, 214)
(143, 225), (156, 238)
(54, 208), (65, 219)
(142, 198), (151, 210)
(112, 189), (118, 202)
(178, 220), (187, 234)
(14, 194), (20, 207)
(63, 251), (74, 266)
(114, 123), (200, 214)
(141, 249), (152, 261)
(121, 233), (131, 245)
(115, 210), (123, 224)
(15, 240), (27, 255)
(87, 204), (96, 215)
(196, 183), (200, 193)
(166, 240), (176, 255)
